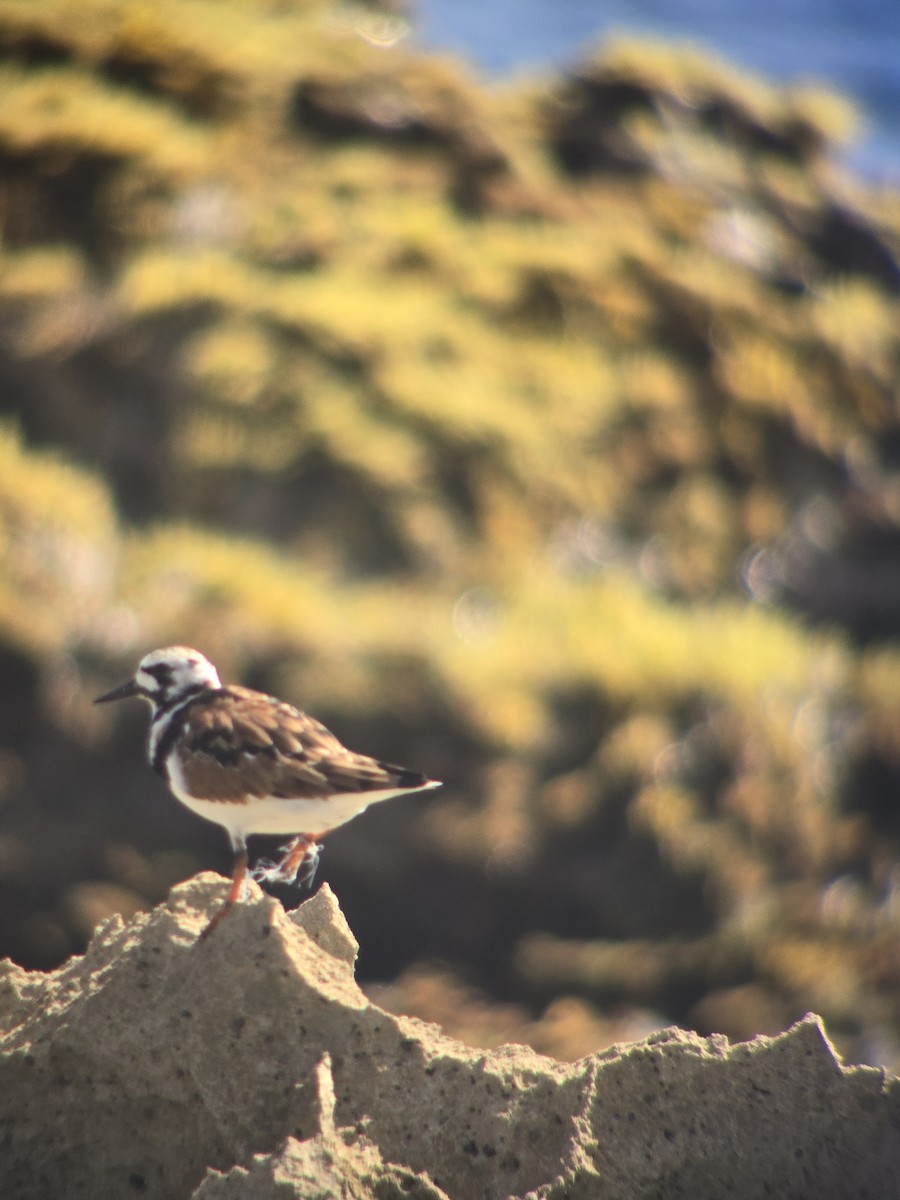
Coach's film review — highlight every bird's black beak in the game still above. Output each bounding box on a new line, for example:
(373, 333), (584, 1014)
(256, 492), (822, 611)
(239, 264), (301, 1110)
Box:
(94, 677), (141, 704)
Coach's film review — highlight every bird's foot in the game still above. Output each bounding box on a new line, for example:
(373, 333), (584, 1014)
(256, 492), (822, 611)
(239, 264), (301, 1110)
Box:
(251, 838), (322, 888)
(250, 857), (277, 882)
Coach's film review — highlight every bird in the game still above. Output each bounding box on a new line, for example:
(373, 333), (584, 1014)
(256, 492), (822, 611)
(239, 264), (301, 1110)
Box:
(94, 646), (440, 939)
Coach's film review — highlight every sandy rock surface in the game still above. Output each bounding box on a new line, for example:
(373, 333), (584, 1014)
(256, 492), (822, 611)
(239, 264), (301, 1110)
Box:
(1, 876), (898, 1200)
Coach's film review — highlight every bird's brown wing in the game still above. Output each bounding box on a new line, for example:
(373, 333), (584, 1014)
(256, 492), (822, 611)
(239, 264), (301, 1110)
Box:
(174, 686), (429, 803)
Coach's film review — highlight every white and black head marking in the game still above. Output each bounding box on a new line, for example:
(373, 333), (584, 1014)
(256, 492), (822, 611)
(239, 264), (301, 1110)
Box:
(135, 647), (221, 704)
(95, 646), (221, 712)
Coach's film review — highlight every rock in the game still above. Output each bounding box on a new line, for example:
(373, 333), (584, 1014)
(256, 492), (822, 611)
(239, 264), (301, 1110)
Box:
(289, 882), (358, 967)
(1, 874), (899, 1199)
(193, 1054), (450, 1199)
(195, 1128), (450, 1200)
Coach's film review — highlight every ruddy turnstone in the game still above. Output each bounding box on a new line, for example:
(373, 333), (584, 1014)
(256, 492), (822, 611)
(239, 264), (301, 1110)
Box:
(95, 646), (440, 939)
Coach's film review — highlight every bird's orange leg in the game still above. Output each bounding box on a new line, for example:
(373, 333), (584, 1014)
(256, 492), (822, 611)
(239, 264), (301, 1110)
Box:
(199, 844), (249, 940)
(252, 835), (323, 887)
(276, 835), (318, 882)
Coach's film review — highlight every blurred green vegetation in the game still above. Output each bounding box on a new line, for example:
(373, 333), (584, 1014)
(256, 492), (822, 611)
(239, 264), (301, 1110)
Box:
(2, 0), (900, 1071)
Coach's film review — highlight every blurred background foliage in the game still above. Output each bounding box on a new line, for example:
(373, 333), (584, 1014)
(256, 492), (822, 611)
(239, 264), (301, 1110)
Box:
(2, 0), (900, 1071)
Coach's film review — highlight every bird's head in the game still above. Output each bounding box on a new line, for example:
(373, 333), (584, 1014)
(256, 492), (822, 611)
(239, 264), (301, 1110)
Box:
(94, 646), (221, 713)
